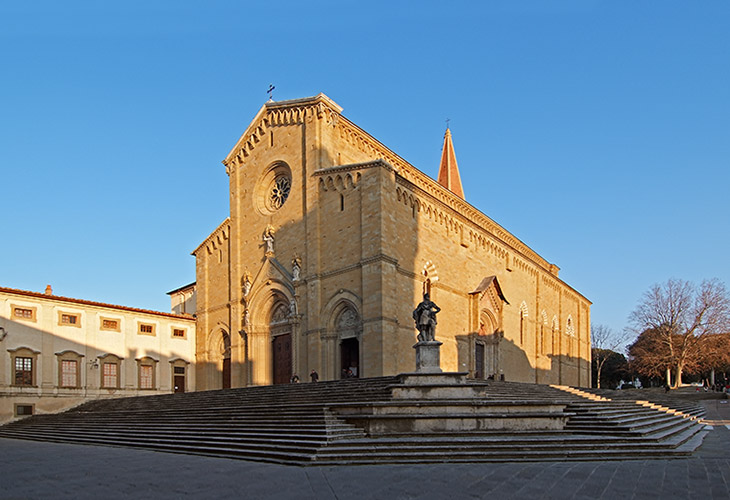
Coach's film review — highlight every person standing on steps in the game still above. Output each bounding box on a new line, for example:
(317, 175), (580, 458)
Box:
(310, 370), (319, 382)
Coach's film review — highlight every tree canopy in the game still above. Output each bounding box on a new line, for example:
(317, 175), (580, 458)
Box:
(628, 278), (730, 387)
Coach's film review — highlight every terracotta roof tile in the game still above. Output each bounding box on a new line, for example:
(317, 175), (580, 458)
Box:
(0, 286), (195, 321)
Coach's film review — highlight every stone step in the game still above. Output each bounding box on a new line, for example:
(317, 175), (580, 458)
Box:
(312, 443), (698, 464)
(0, 431), (318, 465)
(566, 417), (698, 437)
(0, 376), (711, 465)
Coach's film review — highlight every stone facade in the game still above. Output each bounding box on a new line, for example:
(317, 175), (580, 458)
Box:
(193, 94), (591, 390)
(0, 286), (196, 423)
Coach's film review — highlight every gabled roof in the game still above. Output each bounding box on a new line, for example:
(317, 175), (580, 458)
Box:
(470, 276), (509, 304)
(191, 218), (230, 256)
(222, 93), (343, 167)
(437, 128), (465, 199)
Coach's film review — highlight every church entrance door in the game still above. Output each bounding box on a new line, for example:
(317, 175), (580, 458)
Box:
(475, 343), (485, 379)
(273, 333), (292, 384)
(222, 358), (231, 389)
(340, 338), (359, 378)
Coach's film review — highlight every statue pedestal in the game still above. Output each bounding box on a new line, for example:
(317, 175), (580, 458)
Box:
(413, 341), (443, 373)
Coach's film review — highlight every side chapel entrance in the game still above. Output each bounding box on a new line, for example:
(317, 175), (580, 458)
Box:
(465, 276), (508, 380)
(475, 343), (485, 379)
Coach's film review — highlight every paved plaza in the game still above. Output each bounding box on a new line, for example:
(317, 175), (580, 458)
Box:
(1, 400), (728, 500)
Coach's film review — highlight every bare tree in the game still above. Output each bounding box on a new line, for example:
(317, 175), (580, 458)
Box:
(591, 324), (628, 388)
(628, 278), (730, 388)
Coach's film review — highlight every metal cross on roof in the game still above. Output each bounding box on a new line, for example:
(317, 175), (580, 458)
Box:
(267, 84), (275, 101)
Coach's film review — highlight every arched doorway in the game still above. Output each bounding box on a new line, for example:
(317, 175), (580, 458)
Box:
(270, 302), (292, 384)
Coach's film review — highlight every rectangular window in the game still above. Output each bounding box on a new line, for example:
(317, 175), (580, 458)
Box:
(14, 357), (33, 386)
(13, 307), (33, 319)
(138, 323), (155, 336)
(61, 313), (79, 325)
(15, 405), (34, 416)
(61, 360), (78, 388)
(172, 328), (186, 338)
(139, 365), (153, 389)
(100, 318), (120, 331)
(173, 366), (186, 375)
(102, 363), (118, 388)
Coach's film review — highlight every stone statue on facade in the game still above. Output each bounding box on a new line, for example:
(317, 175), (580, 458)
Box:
(242, 272), (252, 298)
(263, 225), (275, 255)
(289, 298), (298, 317)
(413, 293), (441, 342)
(292, 257), (302, 281)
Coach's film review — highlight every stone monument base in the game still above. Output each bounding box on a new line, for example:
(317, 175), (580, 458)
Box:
(413, 340), (443, 373)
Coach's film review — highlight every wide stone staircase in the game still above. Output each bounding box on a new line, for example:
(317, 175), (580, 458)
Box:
(0, 377), (709, 465)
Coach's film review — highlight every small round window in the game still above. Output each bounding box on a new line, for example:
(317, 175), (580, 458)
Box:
(255, 162), (292, 215)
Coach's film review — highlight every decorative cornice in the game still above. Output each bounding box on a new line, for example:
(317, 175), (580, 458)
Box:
(308, 253), (399, 282)
(361, 253), (399, 267)
(222, 94), (343, 175)
(191, 218), (230, 256)
(313, 159), (393, 176)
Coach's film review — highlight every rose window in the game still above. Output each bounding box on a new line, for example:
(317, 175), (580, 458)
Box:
(255, 162), (292, 215)
(270, 176), (291, 210)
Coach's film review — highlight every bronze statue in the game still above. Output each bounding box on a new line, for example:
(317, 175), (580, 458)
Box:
(413, 293), (440, 342)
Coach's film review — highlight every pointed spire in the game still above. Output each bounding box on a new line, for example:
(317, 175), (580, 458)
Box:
(437, 128), (465, 199)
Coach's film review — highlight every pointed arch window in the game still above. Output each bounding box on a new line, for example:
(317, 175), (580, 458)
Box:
(519, 301), (529, 346)
(566, 316), (575, 356)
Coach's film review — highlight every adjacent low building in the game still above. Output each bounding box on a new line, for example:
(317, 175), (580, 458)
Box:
(0, 285), (196, 423)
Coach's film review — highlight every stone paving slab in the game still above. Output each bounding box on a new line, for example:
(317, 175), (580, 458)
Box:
(0, 400), (727, 499)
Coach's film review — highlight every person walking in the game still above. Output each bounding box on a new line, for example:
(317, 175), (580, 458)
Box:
(310, 370), (319, 382)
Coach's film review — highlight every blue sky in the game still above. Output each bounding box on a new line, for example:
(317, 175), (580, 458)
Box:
(2, 1), (728, 344)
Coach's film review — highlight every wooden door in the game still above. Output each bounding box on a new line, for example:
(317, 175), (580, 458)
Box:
(475, 343), (485, 379)
(174, 375), (185, 393)
(222, 358), (231, 389)
(273, 333), (292, 384)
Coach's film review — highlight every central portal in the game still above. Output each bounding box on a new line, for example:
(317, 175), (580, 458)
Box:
(272, 333), (292, 384)
(340, 337), (359, 378)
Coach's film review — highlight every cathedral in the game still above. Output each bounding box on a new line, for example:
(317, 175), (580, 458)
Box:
(193, 93), (591, 390)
